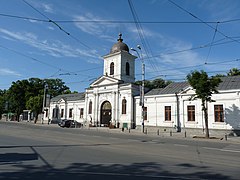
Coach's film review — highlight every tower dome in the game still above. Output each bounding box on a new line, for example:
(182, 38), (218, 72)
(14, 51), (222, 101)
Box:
(110, 33), (129, 54)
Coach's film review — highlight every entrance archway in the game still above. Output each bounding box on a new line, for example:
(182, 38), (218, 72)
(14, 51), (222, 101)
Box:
(100, 101), (112, 126)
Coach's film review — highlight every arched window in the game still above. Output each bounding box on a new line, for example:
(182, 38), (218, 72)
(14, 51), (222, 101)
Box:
(126, 62), (130, 75)
(122, 98), (127, 114)
(110, 62), (114, 75)
(88, 101), (92, 114)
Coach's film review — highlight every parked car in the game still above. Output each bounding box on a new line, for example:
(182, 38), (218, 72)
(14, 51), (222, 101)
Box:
(58, 119), (82, 128)
(51, 119), (61, 124)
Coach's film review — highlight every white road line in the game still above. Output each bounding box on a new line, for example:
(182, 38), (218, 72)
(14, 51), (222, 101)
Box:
(203, 147), (240, 153)
(77, 171), (193, 179)
(174, 144), (189, 147)
(220, 149), (240, 153)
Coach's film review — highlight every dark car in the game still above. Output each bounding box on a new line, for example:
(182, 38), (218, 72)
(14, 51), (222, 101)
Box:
(58, 119), (82, 128)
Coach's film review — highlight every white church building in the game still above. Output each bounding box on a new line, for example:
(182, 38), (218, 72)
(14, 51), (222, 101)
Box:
(47, 34), (240, 136)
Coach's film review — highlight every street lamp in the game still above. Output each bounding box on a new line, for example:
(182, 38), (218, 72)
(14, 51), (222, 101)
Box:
(131, 45), (145, 133)
(42, 84), (48, 124)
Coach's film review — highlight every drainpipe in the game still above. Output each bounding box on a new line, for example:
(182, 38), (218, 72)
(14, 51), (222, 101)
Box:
(175, 93), (181, 132)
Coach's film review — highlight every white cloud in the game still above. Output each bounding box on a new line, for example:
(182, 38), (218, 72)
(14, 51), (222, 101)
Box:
(127, 27), (206, 81)
(41, 3), (54, 13)
(73, 13), (117, 40)
(198, 0), (240, 21)
(129, 27), (203, 65)
(27, 1), (54, 14)
(0, 28), (99, 60)
(0, 68), (21, 76)
(47, 26), (55, 30)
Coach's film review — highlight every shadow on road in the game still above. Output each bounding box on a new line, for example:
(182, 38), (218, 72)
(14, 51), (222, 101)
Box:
(0, 161), (234, 180)
(0, 153), (38, 164)
(0, 143), (236, 180)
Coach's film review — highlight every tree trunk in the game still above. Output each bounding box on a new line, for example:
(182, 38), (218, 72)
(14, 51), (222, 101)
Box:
(203, 100), (210, 138)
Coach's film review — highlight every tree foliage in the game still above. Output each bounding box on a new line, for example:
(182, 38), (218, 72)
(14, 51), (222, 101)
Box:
(134, 78), (172, 89)
(0, 90), (7, 117)
(187, 70), (222, 138)
(227, 68), (240, 76)
(0, 78), (70, 121)
(26, 95), (42, 121)
(215, 68), (240, 77)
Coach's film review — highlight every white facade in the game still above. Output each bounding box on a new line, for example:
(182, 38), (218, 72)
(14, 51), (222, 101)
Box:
(48, 34), (240, 134)
(50, 94), (85, 124)
(135, 84), (240, 133)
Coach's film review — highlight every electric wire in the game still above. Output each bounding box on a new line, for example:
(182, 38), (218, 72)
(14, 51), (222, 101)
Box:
(1, 1), (240, 90)
(22, 0), (100, 57)
(168, 0), (240, 45)
(128, 0), (160, 73)
(1, 9), (239, 62)
(2, 12), (240, 24)
(205, 23), (218, 64)
(146, 36), (240, 61)
(0, 43), (98, 79)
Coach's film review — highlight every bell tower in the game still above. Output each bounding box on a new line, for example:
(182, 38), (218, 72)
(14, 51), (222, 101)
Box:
(103, 34), (137, 83)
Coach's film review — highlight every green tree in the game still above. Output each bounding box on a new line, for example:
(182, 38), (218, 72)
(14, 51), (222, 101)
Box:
(7, 80), (30, 120)
(187, 70), (222, 138)
(152, 78), (172, 89)
(215, 74), (226, 77)
(26, 95), (42, 123)
(0, 89), (7, 118)
(134, 78), (172, 90)
(44, 78), (69, 97)
(6, 78), (69, 121)
(227, 68), (240, 76)
(134, 80), (153, 89)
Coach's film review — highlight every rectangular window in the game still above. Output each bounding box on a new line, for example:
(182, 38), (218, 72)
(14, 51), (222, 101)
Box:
(52, 108), (59, 119)
(88, 101), (92, 114)
(80, 108), (84, 118)
(187, 105), (195, 121)
(165, 106), (171, 121)
(143, 107), (147, 121)
(69, 108), (73, 118)
(45, 109), (48, 118)
(122, 99), (127, 114)
(61, 109), (64, 118)
(52, 109), (55, 118)
(214, 105), (224, 122)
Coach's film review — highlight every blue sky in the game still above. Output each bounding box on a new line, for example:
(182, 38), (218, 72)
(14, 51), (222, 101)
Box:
(1, 0), (240, 92)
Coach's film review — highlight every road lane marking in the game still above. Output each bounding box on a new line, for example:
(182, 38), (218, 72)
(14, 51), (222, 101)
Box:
(203, 147), (240, 153)
(174, 144), (189, 147)
(77, 171), (193, 179)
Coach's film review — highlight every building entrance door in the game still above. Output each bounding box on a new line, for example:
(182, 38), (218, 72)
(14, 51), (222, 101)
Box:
(100, 101), (112, 126)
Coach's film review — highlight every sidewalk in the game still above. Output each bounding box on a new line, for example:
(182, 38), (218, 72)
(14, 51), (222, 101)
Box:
(80, 125), (240, 144)
(5, 120), (240, 144)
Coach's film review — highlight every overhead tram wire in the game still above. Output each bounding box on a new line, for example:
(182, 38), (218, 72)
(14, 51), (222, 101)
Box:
(2, 12), (240, 25)
(0, 44), (60, 70)
(0, 43), (99, 79)
(1, 10), (240, 60)
(22, 0), (101, 57)
(168, 0), (240, 45)
(0, 13), (48, 22)
(146, 57), (240, 80)
(2, 10), (240, 66)
(128, 0), (160, 73)
(205, 23), (218, 64)
(5, 2), (240, 82)
(146, 36), (240, 61)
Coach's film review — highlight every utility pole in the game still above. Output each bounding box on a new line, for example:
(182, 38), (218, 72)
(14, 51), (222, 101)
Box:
(42, 84), (48, 124)
(131, 45), (145, 133)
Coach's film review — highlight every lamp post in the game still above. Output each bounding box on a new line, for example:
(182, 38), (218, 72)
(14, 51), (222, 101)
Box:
(131, 45), (145, 133)
(42, 84), (48, 124)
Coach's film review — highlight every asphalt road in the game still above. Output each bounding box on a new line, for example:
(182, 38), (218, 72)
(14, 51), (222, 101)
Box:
(0, 121), (239, 180)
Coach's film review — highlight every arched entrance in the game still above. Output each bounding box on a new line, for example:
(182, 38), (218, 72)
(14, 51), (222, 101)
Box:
(100, 101), (112, 126)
